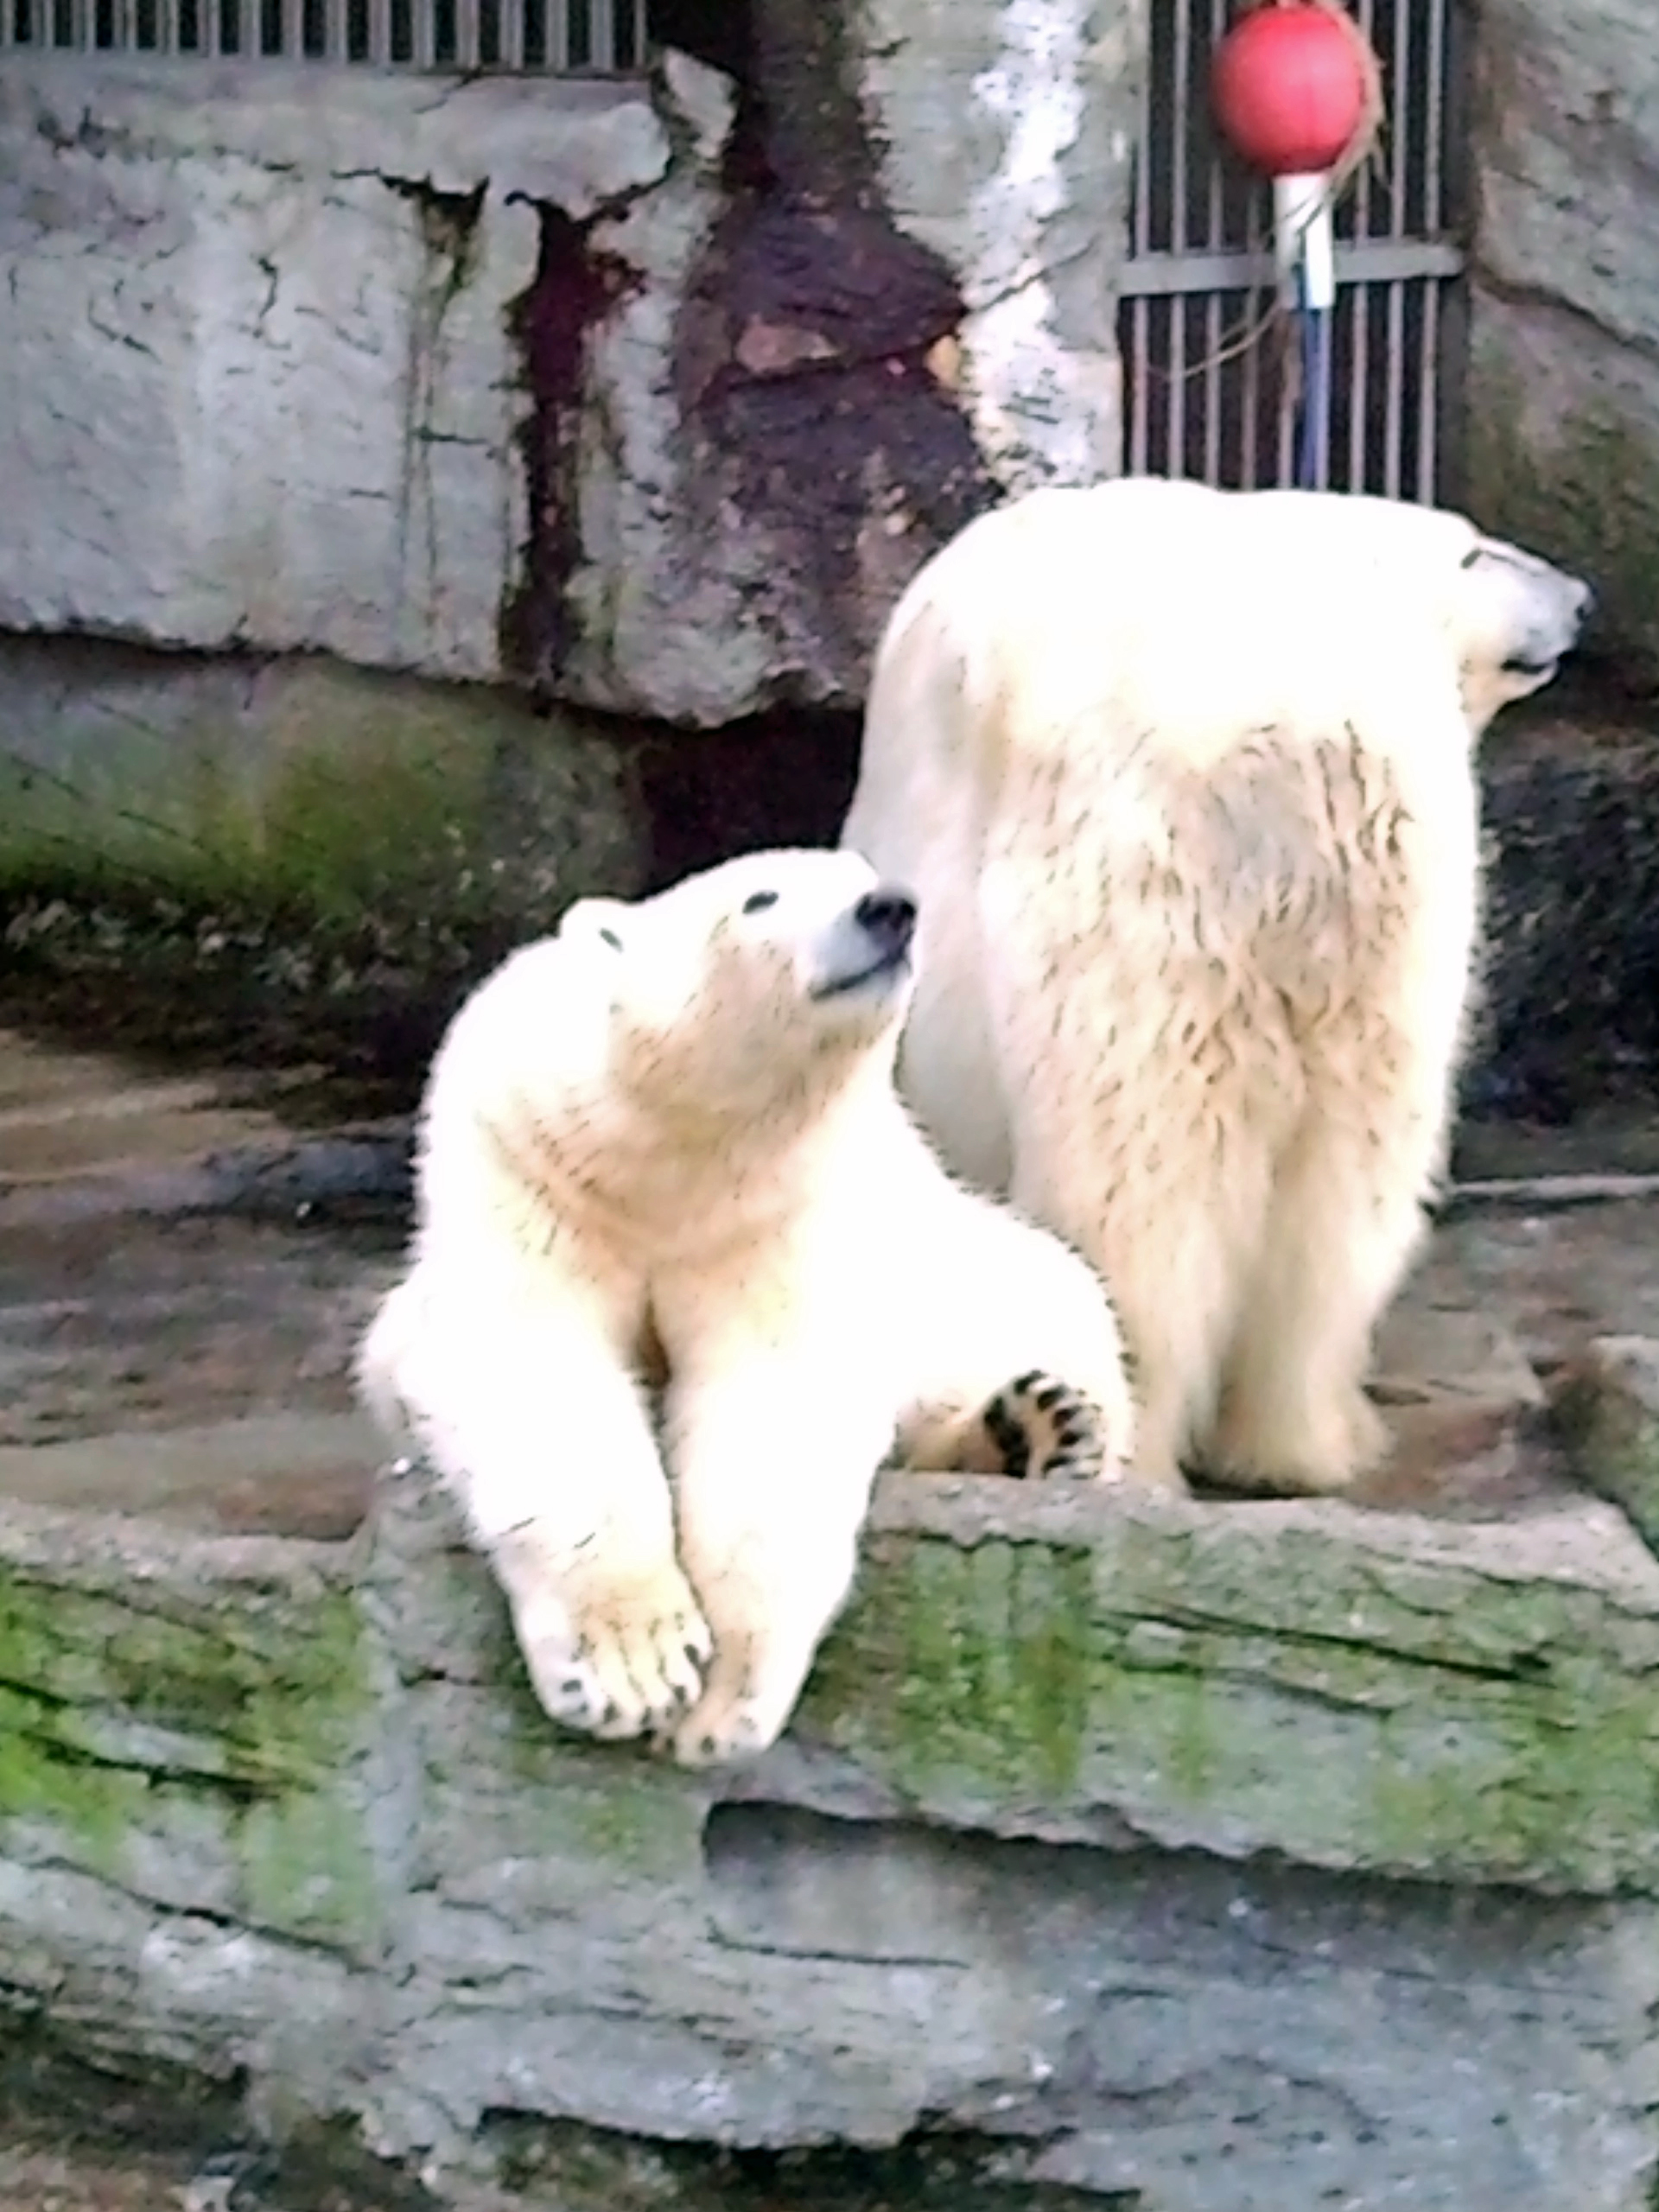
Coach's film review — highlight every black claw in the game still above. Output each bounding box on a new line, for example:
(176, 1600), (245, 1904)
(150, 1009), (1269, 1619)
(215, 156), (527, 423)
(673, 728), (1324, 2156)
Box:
(1033, 1383), (1067, 1413)
(1011, 1370), (1045, 1394)
(983, 1395), (1030, 1477)
(984, 1399), (1021, 1441)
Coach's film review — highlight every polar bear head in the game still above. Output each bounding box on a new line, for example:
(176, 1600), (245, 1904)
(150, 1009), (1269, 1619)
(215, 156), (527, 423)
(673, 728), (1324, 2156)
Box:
(1249, 488), (1593, 736)
(558, 848), (919, 1117)
(1447, 526), (1595, 733)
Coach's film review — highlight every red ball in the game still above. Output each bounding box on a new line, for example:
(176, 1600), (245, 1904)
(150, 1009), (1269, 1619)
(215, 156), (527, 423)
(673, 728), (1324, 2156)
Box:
(1211, 4), (1370, 177)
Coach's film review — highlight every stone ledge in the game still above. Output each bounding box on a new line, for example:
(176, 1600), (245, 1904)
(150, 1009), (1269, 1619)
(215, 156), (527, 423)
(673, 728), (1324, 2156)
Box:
(798, 1472), (1659, 1893)
(0, 1453), (1656, 2204)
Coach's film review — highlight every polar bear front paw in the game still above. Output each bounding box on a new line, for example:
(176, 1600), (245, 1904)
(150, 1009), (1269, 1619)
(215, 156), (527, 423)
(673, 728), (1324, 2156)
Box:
(491, 1523), (713, 1741)
(982, 1370), (1108, 1483)
(655, 1637), (783, 1770)
(668, 1688), (773, 1770)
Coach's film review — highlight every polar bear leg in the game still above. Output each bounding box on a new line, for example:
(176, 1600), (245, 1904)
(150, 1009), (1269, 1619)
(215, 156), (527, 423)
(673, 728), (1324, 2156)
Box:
(888, 1185), (1139, 1482)
(1209, 861), (1472, 1493)
(363, 1284), (710, 1739)
(658, 1351), (893, 1768)
(963, 856), (1273, 1491)
(999, 1116), (1264, 1491)
(1208, 1086), (1440, 1496)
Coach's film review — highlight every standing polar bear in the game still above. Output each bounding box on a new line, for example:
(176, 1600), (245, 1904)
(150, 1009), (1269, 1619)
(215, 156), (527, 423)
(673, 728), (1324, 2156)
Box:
(842, 478), (1592, 1495)
(358, 848), (1135, 1768)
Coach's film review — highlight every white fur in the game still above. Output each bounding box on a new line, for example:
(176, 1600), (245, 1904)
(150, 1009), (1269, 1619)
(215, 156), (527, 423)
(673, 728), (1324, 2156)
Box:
(358, 848), (1135, 1768)
(841, 477), (1591, 1494)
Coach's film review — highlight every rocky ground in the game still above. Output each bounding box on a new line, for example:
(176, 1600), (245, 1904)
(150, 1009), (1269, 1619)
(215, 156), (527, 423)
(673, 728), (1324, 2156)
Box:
(0, 2131), (428, 2212)
(6, 1016), (1659, 1537)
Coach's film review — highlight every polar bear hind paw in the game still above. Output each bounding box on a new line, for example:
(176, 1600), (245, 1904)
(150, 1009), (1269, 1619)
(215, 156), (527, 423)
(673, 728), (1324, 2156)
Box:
(982, 1371), (1106, 1483)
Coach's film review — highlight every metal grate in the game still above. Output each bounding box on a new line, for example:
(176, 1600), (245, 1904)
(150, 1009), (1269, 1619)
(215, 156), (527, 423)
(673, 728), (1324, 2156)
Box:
(1120, 0), (1466, 500)
(0, 0), (646, 68)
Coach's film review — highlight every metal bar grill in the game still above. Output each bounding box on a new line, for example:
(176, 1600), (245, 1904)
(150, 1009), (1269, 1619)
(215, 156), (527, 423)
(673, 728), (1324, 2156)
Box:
(0, 0), (637, 64)
(1120, 0), (1464, 501)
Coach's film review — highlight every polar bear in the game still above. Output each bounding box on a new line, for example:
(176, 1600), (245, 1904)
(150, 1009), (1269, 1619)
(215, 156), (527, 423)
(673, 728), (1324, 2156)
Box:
(840, 478), (1592, 1495)
(357, 848), (1135, 1768)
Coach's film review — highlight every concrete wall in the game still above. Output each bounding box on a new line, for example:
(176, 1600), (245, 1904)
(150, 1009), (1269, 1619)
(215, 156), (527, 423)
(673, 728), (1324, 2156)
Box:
(7, 0), (1659, 715)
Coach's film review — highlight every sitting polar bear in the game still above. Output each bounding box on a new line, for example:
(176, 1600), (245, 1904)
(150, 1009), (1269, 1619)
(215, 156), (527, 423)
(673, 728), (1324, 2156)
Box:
(841, 477), (1592, 1496)
(357, 848), (1135, 1767)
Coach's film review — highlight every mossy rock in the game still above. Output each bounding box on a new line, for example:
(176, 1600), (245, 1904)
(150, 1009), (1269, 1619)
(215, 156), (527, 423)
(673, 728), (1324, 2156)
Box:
(0, 1507), (383, 1955)
(798, 1474), (1659, 1896)
(0, 644), (647, 947)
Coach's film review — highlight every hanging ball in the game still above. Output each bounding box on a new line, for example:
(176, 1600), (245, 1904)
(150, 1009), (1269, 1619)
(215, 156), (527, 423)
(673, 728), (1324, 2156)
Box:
(1211, 3), (1370, 178)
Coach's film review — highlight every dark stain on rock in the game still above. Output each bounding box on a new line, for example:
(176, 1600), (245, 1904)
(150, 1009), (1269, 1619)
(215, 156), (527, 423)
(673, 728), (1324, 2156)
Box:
(741, 0), (882, 209)
(1465, 686), (1659, 1122)
(501, 203), (639, 688)
(677, 195), (996, 696)
(385, 175), (486, 274)
(664, 0), (998, 702)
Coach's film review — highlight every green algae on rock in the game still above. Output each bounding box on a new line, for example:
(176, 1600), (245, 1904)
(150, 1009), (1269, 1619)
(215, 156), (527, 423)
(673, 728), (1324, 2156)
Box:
(3, 1445), (1659, 2204)
(0, 1512), (381, 1955)
(799, 1476), (1659, 1896)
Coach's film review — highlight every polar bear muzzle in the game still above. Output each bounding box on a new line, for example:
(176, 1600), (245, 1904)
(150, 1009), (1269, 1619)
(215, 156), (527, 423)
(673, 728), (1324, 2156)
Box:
(810, 887), (918, 1001)
(1470, 539), (1594, 680)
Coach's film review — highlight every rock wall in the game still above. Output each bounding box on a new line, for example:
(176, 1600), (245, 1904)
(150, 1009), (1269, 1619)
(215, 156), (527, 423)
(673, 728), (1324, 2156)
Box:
(0, 3), (1143, 726)
(0, 54), (723, 702)
(0, 1452), (1656, 2209)
(6, 1), (1658, 709)
(1465, 0), (1659, 685)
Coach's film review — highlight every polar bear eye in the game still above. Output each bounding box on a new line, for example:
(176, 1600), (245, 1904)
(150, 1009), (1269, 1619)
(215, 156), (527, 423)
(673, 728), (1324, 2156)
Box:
(599, 927), (623, 950)
(741, 891), (779, 915)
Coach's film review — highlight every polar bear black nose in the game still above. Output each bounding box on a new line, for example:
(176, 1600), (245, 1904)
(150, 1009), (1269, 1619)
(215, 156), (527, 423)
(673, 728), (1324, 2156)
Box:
(854, 888), (918, 959)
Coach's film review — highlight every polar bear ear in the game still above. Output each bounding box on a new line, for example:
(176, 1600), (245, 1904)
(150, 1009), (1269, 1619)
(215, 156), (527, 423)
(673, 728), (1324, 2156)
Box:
(559, 896), (630, 954)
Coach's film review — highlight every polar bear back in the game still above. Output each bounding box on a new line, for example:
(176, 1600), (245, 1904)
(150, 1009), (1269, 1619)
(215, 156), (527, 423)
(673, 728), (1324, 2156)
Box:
(872, 479), (1470, 793)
